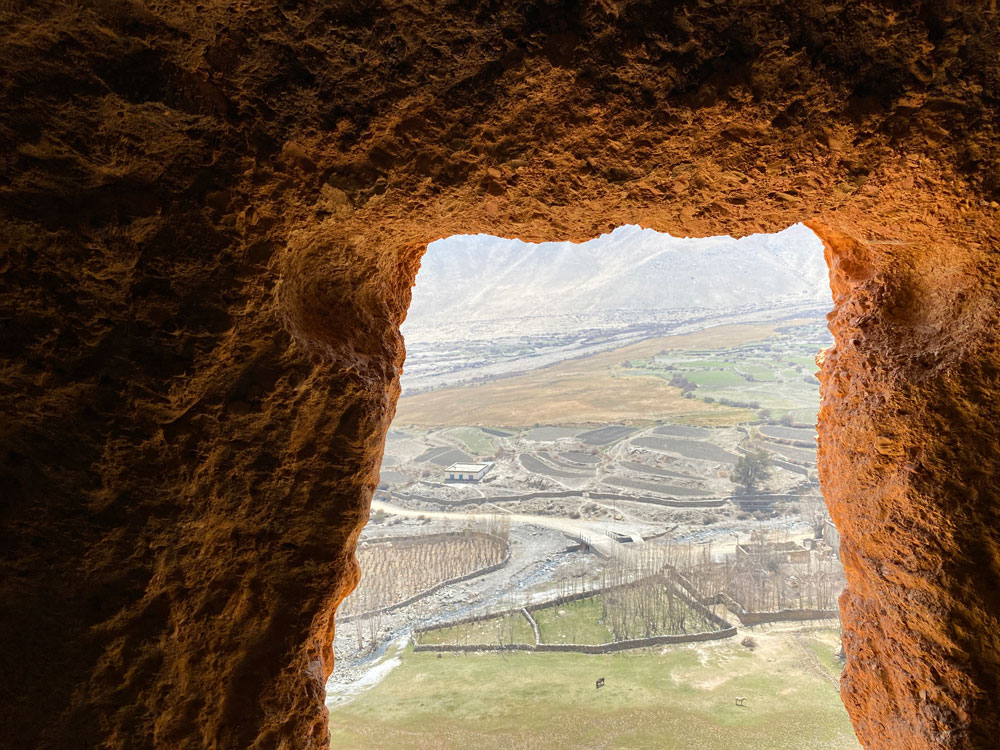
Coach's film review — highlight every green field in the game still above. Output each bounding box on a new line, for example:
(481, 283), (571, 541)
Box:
(394, 324), (785, 427)
(789, 356), (822, 368)
(329, 629), (860, 749)
(444, 427), (498, 455)
(671, 358), (734, 368)
(531, 594), (714, 645)
(533, 596), (615, 644)
(418, 613), (536, 646)
(737, 364), (778, 381)
(683, 370), (746, 387)
(618, 323), (831, 424)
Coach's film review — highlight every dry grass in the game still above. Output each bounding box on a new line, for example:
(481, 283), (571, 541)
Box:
(329, 628), (859, 750)
(395, 324), (782, 427)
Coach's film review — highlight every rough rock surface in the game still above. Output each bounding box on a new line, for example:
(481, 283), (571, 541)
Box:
(1, 2), (998, 749)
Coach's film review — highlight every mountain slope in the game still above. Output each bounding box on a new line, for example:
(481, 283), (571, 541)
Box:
(402, 224), (828, 342)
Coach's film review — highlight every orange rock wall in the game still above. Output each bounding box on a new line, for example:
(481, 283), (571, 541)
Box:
(1, 2), (998, 748)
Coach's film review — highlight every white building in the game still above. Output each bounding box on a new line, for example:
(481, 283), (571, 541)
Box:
(445, 461), (494, 482)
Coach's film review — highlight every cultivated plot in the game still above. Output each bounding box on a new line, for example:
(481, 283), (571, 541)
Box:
(524, 426), (581, 441)
(561, 451), (601, 464)
(760, 442), (817, 465)
(633, 436), (740, 464)
(520, 454), (592, 479)
(577, 425), (637, 445)
(394, 324), (782, 427)
(619, 460), (699, 480)
(759, 425), (817, 442)
(653, 424), (711, 438)
(603, 477), (713, 497)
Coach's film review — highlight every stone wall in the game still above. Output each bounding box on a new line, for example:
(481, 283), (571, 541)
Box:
(732, 608), (840, 627)
(413, 575), (736, 654)
(412, 628), (738, 655)
(413, 585), (736, 654)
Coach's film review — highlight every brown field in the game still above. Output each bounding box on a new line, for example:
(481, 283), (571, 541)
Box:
(395, 323), (785, 427)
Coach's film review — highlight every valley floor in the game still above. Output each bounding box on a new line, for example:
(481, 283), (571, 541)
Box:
(329, 627), (859, 750)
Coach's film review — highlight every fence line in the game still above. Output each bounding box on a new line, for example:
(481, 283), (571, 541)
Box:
(340, 536), (511, 624)
(412, 627), (738, 654)
(412, 573), (736, 654)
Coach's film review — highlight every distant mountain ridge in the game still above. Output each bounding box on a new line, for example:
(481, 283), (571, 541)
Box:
(402, 224), (829, 343)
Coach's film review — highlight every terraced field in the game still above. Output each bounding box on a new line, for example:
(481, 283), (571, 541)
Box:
(561, 451), (601, 464)
(761, 442), (817, 465)
(520, 454), (591, 479)
(760, 425), (817, 442)
(633, 436), (739, 464)
(524, 426), (580, 441)
(415, 445), (475, 466)
(482, 427), (515, 437)
(619, 460), (698, 480)
(577, 425), (637, 445)
(653, 424), (711, 438)
(444, 427), (498, 455)
(604, 477), (712, 497)
(537, 452), (597, 472)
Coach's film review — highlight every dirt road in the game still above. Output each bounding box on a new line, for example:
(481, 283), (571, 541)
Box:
(370, 498), (631, 557)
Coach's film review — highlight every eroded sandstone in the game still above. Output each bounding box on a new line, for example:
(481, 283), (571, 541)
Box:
(1, 2), (999, 748)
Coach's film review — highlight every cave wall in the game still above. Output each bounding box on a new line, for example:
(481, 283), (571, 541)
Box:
(1, 2), (998, 748)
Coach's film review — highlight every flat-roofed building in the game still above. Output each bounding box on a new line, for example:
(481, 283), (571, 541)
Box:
(445, 461), (494, 482)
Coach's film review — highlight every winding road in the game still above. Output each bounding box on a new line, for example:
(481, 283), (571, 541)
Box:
(370, 498), (638, 558)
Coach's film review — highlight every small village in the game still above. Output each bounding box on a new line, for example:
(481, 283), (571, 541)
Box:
(330, 416), (844, 676)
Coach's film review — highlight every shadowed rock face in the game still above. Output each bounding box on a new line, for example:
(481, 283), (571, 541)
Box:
(1, 2), (998, 748)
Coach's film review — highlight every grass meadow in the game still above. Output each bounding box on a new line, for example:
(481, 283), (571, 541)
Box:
(329, 628), (860, 749)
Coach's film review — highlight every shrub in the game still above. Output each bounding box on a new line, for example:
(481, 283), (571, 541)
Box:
(741, 636), (758, 651)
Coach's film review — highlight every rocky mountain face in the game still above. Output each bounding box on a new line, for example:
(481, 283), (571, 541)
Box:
(2, 3), (999, 750)
(405, 223), (827, 341)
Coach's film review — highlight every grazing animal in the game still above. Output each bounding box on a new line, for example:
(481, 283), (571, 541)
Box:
(735, 696), (747, 707)
(596, 677), (605, 689)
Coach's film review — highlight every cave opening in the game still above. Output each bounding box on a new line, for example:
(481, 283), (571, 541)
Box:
(325, 224), (857, 748)
(5, 6), (1000, 750)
